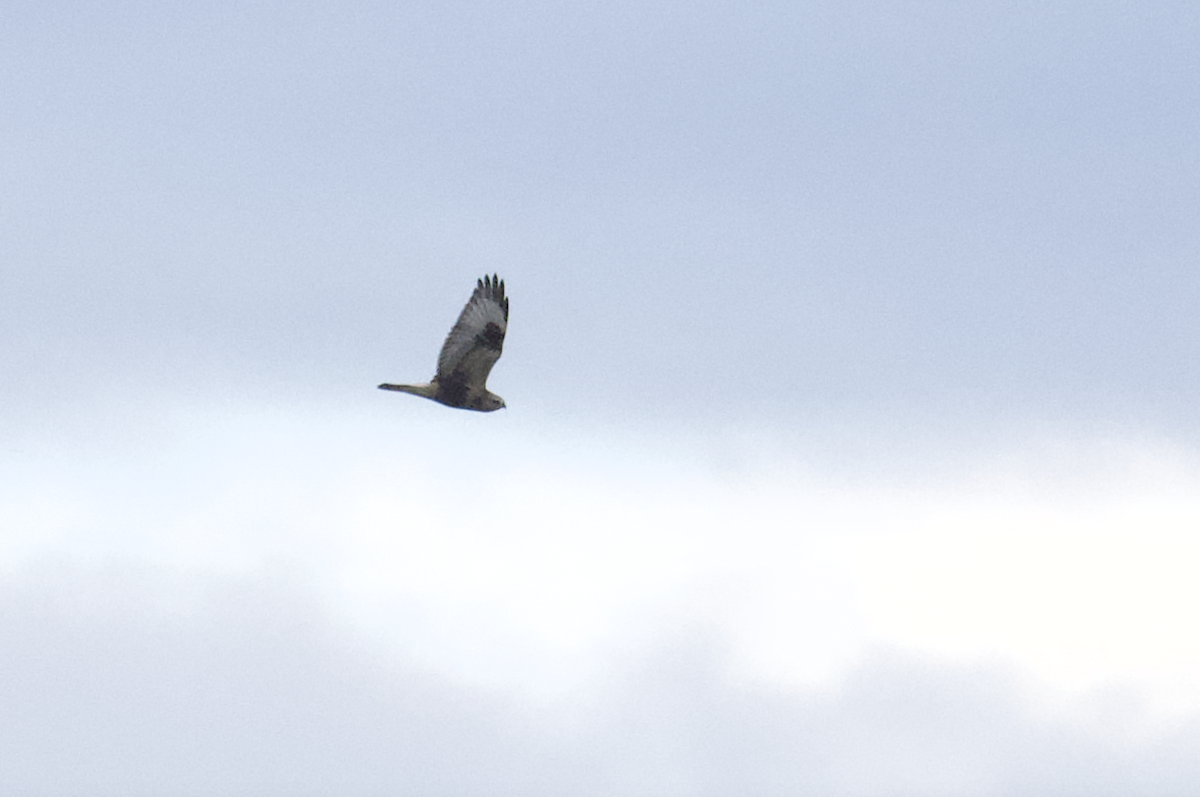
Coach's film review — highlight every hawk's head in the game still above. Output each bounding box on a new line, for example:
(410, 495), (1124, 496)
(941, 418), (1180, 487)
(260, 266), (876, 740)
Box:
(473, 393), (506, 412)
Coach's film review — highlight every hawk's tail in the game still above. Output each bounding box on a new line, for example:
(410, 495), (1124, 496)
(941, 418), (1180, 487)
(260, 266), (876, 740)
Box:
(378, 382), (437, 399)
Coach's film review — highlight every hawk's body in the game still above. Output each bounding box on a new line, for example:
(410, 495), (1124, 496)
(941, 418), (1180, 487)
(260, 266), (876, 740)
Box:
(378, 275), (509, 412)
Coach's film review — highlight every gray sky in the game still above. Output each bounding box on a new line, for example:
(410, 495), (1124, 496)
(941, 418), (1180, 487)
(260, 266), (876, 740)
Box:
(4, 2), (1200, 794)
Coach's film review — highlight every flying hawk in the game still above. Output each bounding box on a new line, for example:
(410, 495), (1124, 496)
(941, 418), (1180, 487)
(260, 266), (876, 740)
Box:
(378, 275), (509, 412)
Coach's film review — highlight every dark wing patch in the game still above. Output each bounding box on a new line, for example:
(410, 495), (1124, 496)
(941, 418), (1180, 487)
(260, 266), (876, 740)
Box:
(477, 321), (504, 351)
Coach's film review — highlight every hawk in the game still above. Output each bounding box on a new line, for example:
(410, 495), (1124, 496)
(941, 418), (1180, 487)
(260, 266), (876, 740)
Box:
(378, 275), (509, 412)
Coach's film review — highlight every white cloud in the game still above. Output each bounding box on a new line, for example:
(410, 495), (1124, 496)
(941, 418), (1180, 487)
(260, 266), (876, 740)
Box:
(4, 558), (1200, 796)
(6, 404), (1200, 792)
(8, 405), (1200, 712)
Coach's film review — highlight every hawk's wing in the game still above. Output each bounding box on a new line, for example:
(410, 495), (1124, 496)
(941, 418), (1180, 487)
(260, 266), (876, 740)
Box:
(435, 274), (509, 388)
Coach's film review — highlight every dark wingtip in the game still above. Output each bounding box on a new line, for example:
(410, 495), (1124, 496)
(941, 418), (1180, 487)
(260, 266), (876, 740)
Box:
(476, 274), (508, 319)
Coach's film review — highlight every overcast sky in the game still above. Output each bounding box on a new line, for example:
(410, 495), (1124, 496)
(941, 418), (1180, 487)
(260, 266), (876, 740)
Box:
(4, 2), (1200, 795)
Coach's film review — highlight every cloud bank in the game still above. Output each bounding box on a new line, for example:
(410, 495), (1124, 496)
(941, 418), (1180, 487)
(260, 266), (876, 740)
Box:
(5, 407), (1200, 795)
(3, 559), (1200, 796)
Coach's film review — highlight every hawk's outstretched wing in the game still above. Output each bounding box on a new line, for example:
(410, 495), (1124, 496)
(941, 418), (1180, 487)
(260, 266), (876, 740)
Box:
(435, 274), (509, 390)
